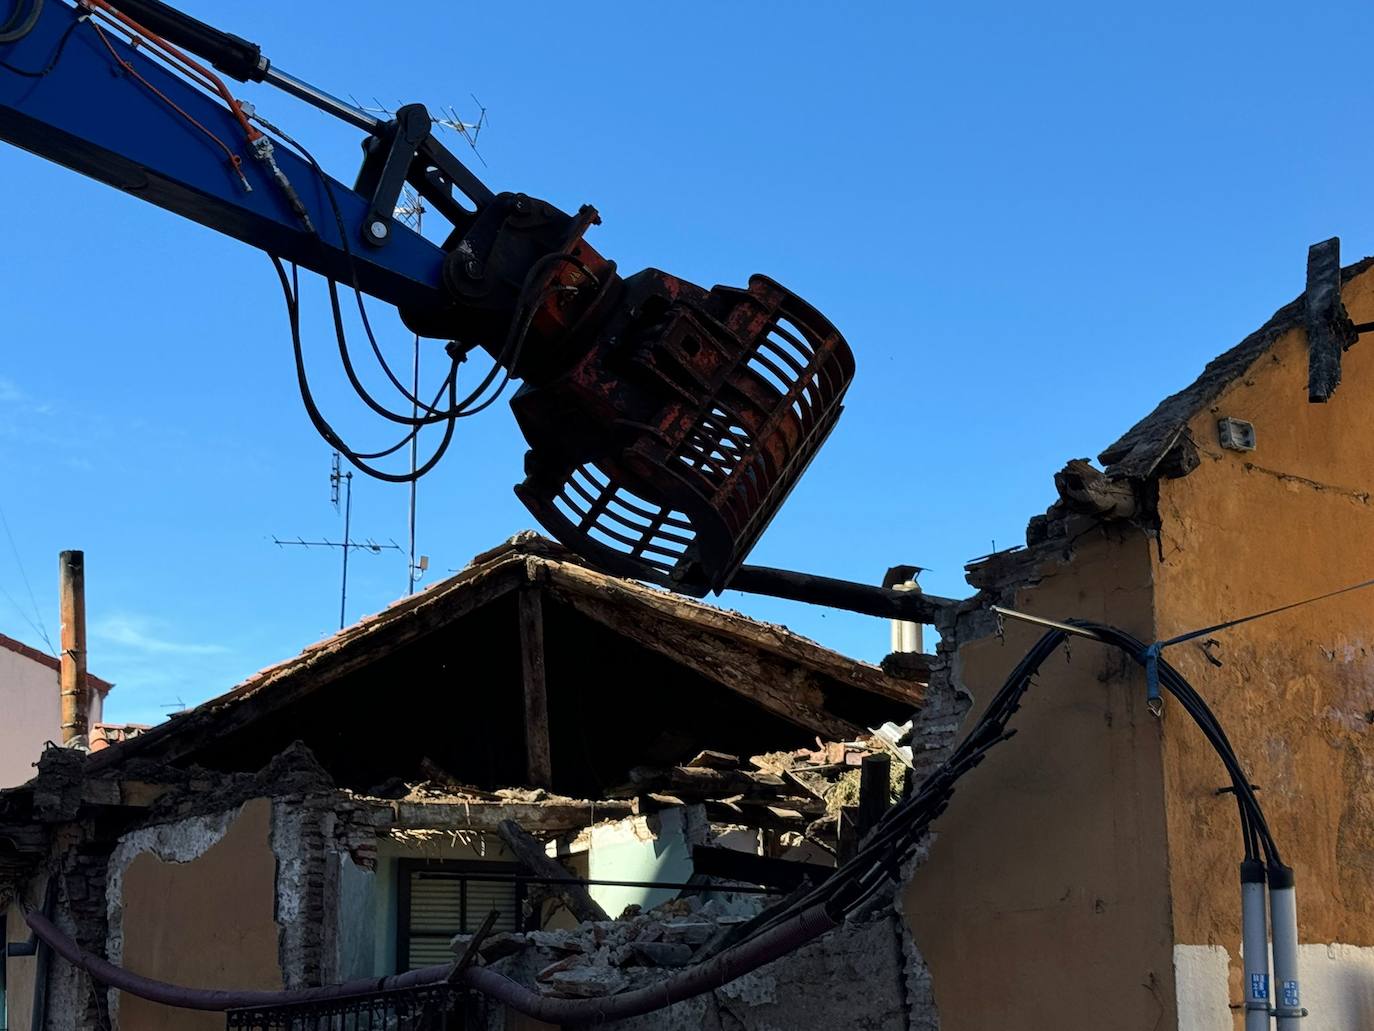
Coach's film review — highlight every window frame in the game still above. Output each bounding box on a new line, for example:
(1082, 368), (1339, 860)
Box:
(395, 859), (531, 971)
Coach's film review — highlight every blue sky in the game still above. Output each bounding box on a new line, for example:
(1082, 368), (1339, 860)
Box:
(3, 0), (1373, 725)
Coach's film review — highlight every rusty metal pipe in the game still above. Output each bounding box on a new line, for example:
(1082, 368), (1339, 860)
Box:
(27, 902), (838, 1021)
(58, 549), (88, 748)
(729, 564), (955, 623)
(25, 911), (451, 1010)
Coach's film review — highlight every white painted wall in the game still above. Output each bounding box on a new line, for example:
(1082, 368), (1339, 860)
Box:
(586, 808), (699, 920)
(0, 646), (61, 789)
(1175, 942), (1374, 1030)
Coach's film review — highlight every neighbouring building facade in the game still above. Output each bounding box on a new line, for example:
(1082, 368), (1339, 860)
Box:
(907, 257), (1374, 1030)
(0, 634), (112, 790)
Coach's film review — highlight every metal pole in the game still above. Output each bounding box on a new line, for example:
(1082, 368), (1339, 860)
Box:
(58, 550), (88, 748)
(1268, 864), (1304, 1027)
(728, 565), (954, 623)
(340, 472), (353, 629)
(407, 207), (422, 595)
(1240, 859), (1272, 1030)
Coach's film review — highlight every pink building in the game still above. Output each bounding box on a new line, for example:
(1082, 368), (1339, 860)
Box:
(0, 633), (113, 788)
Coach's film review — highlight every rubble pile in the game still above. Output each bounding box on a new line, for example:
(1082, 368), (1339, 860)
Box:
(451, 892), (772, 999)
(648, 733), (912, 845)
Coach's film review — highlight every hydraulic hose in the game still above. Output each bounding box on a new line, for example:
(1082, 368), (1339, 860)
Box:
(90, 0), (265, 80)
(0, 0), (43, 43)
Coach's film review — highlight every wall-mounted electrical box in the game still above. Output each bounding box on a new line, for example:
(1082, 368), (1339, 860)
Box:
(1218, 417), (1256, 452)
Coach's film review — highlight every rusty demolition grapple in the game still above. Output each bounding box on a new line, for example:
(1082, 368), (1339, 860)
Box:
(0, 0), (854, 595)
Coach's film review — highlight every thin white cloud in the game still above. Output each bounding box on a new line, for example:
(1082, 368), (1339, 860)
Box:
(93, 614), (229, 656)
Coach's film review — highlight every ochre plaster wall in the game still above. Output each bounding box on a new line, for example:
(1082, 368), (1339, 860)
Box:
(905, 532), (1175, 1031)
(1153, 265), (1374, 1020)
(117, 798), (282, 1031)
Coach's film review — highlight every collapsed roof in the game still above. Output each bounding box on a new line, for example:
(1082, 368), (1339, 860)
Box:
(82, 533), (927, 799)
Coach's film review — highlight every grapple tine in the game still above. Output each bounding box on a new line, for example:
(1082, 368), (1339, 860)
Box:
(513, 273), (853, 594)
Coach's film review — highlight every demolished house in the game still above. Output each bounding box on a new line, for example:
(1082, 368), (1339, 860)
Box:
(0, 534), (953, 1030)
(8, 260), (1374, 1031)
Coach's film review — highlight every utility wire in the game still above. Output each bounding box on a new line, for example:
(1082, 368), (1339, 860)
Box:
(0, 502), (54, 654)
(725, 618), (1283, 953)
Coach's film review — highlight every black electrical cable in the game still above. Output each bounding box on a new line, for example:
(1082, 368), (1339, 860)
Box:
(0, 5), (82, 77)
(728, 620), (1282, 952)
(1081, 623), (1277, 862)
(0, 0), (42, 44)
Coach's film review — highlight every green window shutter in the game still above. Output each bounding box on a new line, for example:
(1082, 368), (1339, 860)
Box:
(399, 865), (523, 971)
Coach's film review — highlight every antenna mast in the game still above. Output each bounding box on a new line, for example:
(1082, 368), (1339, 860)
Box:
(273, 452), (402, 629)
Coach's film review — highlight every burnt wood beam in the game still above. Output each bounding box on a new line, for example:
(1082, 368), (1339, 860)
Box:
(497, 818), (608, 924)
(691, 845), (833, 890)
(625, 765), (788, 800)
(856, 752), (892, 846)
(1305, 237), (1358, 403)
(518, 587), (553, 789)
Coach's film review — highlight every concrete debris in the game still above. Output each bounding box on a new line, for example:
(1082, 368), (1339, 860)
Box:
(544, 964), (629, 998)
(661, 920), (713, 945)
(628, 941), (693, 967)
(451, 891), (773, 999)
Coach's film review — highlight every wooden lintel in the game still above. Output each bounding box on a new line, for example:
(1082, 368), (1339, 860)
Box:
(384, 798), (633, 836)
(518, 587), (553, 789)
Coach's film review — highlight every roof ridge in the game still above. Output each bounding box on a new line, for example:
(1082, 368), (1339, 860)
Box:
(1099, 255), (1374, 480)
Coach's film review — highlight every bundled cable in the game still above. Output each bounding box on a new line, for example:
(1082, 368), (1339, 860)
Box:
(254, 113), (607, 483)
(727, 617), (1282, 949)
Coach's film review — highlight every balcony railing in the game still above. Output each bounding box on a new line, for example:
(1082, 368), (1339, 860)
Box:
(226, 983), (463, 1030)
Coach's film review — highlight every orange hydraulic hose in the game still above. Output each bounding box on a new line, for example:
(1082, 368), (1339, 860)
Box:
(79, 0), (259, 142)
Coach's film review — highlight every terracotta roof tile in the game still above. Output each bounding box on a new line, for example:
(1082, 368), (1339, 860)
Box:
(0, 631), (114, 695)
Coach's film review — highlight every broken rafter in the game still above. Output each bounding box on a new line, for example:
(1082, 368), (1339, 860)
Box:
(497, 819), (608, 924)
(625, 765), (788, 800)
(517, 587), (553, 789)
(544, 563), (893, 740)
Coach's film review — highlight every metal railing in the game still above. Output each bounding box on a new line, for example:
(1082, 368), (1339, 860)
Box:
(226, 983), (463, 1031)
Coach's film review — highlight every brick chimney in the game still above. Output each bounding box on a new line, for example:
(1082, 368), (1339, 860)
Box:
(59, 550), (89, 749)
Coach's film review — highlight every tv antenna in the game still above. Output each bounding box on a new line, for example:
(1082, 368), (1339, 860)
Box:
(352, 95), (488, 165)
(273, 452), (403, 629)
(395, 188), (432, 596)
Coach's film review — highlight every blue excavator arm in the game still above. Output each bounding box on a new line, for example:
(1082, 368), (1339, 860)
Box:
(0, 0), (459, 318)
(0, 0), (858, 597)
